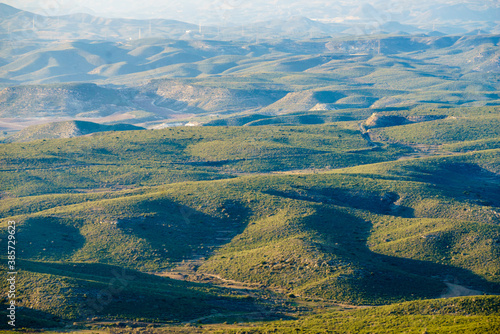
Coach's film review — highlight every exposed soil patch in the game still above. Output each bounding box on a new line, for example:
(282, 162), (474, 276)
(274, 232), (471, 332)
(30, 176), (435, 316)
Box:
(441, 282), (483, 298)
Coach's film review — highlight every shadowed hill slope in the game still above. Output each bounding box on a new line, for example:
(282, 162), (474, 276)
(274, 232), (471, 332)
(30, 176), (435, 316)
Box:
(1, 141), (499, 313)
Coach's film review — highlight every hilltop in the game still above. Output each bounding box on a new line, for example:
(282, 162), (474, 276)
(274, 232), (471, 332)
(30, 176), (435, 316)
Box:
(1, 120), (144, 143)
(0, 83), (131, 118)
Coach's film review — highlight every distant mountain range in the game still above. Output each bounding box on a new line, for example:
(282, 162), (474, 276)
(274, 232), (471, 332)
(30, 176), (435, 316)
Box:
(0, 2), (499, 133)
(0, 2), (498, 43)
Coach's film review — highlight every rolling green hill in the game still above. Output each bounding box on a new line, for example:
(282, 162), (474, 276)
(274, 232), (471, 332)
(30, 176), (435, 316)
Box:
(221, 296), (500, 334)
(1, 129), (499, 327)
(0, 83), (131, 118)
(1, 120), (144, 143)
(1, 94), (500, 332)
(1, 7), (500, 331)
(0, 259), (267, 328)
(0, 124), (411, 197)
(371, 114), (500, 146)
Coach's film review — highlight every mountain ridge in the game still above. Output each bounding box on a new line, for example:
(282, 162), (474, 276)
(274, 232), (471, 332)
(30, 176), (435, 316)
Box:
(1, 2), (498, 43)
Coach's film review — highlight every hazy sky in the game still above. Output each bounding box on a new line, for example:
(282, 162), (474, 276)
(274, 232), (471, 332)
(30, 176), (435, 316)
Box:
(2, 0), (498, 23)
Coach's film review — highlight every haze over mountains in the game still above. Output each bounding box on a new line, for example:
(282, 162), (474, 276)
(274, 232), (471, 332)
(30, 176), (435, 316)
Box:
(1, 30), (499, 133)
(1, 1), (499, 43)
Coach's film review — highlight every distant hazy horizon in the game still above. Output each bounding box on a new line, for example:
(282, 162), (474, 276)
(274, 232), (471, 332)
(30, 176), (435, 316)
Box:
(3, 0), (499, 25)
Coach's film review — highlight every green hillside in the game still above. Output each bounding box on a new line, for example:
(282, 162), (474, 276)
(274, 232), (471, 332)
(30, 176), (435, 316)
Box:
(0, 124), (411, 197)
(1, 97), (500, 333)
(2, 146), (499, 316)
(1, 12), (500, 332)
(222, 296), (500, 334)
(0, 260), (264, 327)
(1, 120), (144, 143)
(372, 114), (500, 146)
